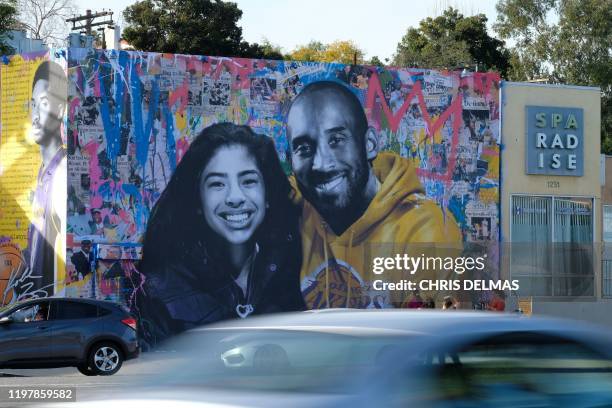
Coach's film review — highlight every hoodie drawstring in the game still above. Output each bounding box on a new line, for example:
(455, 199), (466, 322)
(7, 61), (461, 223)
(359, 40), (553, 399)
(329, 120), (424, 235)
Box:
(345, 229), (354, 308)
(322, 224), (330, 308)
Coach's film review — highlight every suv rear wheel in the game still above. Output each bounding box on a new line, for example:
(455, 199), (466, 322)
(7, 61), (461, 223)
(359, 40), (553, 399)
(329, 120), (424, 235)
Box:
(88, 342), (123, 376)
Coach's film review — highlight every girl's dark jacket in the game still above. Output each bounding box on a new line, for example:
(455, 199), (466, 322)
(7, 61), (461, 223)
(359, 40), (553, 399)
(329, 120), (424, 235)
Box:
(136, 229), (305, 348)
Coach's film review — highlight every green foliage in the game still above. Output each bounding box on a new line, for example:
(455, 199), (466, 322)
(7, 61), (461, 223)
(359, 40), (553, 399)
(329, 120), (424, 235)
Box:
(603, 94), (612, 155)
(0, 0), (17, 55)
(367, 55), (385, 67)
(122, 0), (281, 59)
(392, 7), (511, 77)
(288, 40), (364, 64)
(495, 0), (612, 153)
(243, 38), (284, 60)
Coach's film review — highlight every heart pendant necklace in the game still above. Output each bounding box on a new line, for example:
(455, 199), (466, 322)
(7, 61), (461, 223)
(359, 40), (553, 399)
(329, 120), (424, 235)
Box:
(235, 246), (258, 319)
(235, 303), (254, 319)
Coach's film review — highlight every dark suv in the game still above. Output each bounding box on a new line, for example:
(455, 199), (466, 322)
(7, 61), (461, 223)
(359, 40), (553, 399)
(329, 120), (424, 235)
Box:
(0, 298), (139, 376)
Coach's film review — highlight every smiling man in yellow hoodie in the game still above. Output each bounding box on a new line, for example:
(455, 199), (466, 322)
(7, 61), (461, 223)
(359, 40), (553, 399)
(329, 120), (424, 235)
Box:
(286, 81), (462, 309)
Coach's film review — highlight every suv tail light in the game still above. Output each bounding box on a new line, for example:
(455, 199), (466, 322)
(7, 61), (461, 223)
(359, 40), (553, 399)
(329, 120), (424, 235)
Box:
(121, 317), (137, 331)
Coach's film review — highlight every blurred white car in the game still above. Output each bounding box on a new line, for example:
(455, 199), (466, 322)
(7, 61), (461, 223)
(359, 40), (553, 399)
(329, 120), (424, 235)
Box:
(47, 310), (612, 407)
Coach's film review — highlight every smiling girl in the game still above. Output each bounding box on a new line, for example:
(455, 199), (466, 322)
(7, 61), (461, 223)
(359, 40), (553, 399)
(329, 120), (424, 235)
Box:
(138, 123), (304, 346)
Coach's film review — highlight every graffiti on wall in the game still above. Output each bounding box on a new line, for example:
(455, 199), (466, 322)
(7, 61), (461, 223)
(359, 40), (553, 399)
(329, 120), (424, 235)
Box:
(0, 50), (68, 305)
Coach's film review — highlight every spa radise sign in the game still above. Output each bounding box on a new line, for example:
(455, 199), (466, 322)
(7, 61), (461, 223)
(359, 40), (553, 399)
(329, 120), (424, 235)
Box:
(525, 106), (584, 176)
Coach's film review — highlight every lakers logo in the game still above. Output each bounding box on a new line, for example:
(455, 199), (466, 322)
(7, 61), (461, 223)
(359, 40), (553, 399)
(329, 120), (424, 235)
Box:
(301, 259), (370, 309)
(0, 242), (26, 306)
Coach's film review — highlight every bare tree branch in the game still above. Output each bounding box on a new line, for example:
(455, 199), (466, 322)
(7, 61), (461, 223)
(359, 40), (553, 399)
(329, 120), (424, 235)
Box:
(17, 0), (77, 46)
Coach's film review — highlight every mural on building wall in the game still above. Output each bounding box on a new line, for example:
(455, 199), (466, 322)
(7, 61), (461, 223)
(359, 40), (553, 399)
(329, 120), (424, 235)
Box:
(0, 50), (68, 305)
(60, 49), (500, 342)
(2, 48), (501, 343)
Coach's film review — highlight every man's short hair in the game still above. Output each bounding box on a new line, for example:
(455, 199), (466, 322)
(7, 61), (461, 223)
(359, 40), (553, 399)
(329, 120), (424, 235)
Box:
(289, 81), (368, 143)
(32, 61), (67, 105)
(81, 239), (92, 245)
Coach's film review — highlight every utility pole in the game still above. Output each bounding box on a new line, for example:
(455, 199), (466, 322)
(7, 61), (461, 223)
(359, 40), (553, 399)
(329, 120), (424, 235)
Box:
(66, 9), (114, 41)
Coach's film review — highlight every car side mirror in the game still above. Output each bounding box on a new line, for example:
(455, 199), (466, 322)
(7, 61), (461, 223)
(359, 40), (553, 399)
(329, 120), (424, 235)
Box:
(0, 316), (13, 325)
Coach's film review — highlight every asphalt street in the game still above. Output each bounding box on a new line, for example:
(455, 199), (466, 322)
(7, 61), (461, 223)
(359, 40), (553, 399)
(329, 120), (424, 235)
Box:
(0, 351), (173, 407)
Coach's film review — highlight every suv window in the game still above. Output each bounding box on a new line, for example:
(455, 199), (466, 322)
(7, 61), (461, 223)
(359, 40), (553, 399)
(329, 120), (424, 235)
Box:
(54, 301), (99, 320)
(7, 301), (50, 323)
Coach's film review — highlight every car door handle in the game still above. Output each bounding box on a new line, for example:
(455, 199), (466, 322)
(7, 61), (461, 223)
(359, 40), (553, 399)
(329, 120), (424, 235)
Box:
(38, 326), (48, 330)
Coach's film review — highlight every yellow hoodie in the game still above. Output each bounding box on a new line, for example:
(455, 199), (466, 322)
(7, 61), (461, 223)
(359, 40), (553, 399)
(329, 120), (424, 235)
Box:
(292, 152), (462, 309)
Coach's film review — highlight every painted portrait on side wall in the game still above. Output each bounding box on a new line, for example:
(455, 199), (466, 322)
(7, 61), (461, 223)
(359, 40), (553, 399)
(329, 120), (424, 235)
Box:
(19, 61), (68, 298)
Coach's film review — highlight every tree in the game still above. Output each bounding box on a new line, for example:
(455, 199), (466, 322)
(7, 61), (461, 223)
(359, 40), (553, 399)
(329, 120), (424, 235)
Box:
(322, 40), (364, 64)
(240, 38), (284, 60)
(288, 40), (364, 64)
(367, 56), (385, 67)
(495, 0), (612, 153)
(17, 0), (77, 46)
(123, 0), (277, 59)
(0, 0), (18, 54)
(393, 7), (511, 77)
(287, 40), (325, 62)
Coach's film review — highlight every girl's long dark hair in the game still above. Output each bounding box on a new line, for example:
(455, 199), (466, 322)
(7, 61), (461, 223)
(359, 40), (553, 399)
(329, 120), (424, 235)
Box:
(141, 122), (296, 279)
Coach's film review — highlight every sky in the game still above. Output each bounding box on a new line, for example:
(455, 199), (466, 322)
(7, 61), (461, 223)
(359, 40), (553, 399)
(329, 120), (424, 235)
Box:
(73, 0), (500, 61)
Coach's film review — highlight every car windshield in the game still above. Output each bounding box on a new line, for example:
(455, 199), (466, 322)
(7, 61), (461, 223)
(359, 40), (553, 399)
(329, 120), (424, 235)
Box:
(153, 328), (418, 394)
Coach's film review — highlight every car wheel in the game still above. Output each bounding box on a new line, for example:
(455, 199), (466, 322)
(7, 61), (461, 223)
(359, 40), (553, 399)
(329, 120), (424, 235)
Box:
(76, 364), (96, 376)
(88, 342), (123, 376)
